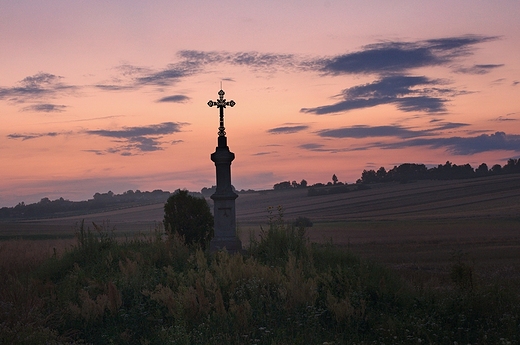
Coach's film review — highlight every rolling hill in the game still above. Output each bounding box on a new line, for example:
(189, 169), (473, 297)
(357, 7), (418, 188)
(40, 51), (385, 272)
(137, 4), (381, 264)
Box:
(28, 173), (520, 224)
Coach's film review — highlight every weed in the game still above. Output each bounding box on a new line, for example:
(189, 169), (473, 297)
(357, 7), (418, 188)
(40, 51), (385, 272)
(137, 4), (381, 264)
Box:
(249, 205), (311, 266)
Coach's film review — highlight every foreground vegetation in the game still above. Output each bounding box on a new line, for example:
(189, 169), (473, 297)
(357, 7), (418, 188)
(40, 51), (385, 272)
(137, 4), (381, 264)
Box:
(1, 214), (519, 344)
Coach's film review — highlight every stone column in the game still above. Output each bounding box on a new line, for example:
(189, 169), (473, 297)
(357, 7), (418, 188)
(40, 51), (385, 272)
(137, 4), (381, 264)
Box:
(210, 136), (242, 252)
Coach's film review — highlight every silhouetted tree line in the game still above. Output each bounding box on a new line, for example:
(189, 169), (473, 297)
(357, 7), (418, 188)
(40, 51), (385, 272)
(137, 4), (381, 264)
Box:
(307, 174), (371, 197)
(0, 189), (173, 220)
(274, 174), (352, 191)
(273, 179), (308, 190)
(271, 159), (520, 197)
(272, 175), (351, 196)
(357, 159), (520, 184)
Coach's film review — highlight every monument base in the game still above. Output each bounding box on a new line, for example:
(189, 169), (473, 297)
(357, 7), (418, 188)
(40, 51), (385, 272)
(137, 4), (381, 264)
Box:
(210, 236), (243, 253)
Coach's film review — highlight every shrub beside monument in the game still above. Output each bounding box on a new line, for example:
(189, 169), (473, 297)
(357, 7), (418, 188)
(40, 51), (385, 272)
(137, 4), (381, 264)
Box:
(163, 189), (214, 249)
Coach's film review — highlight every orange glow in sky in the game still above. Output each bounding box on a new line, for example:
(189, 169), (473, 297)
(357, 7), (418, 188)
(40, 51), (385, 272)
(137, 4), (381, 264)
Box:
(1, 1), (519, 206)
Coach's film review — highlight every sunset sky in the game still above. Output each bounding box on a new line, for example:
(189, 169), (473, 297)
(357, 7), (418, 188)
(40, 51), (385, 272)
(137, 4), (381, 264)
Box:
(1, 1), (519, 207)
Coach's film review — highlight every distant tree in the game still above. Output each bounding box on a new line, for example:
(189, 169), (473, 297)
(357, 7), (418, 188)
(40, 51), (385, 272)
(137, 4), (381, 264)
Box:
(332, 174), (338, 185)
(292, 180), (299, 188)
(163, 190), (214, 249)
(376, 167), (387, 181)
(450, 163), (474, 179)
(151, 189), (167, 197)
(93, 191), (114, 203)
(391, 163), (428, 181)
(360, 169), (377, 184)
(201, 185), (217, 197)
(39, 197), (51, 205)
(273, 181), (292, 190)
(504, 158), (520, 173)
(300, 179), (308, 188)
(491, 164), (502, 175)
(476, 163), (489, 177)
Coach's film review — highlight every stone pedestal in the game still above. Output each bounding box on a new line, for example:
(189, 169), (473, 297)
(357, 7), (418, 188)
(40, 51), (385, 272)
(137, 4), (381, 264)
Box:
(210, 136), (242, 252)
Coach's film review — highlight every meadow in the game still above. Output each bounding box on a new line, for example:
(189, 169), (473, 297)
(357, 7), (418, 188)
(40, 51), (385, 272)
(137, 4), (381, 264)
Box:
(0, 174), (519, 344)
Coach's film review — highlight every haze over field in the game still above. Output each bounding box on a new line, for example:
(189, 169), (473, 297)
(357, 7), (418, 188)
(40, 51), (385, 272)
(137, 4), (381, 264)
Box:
(1, 1), (519, 207)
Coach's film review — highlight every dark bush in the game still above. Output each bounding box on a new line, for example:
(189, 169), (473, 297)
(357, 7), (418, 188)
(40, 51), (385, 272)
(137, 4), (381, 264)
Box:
(163, 189), (214, 249)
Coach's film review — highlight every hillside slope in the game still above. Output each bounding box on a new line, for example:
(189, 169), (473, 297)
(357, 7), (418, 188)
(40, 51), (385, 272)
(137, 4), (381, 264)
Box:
(24, 173), (519, 227)
(237, 174), (520, 223)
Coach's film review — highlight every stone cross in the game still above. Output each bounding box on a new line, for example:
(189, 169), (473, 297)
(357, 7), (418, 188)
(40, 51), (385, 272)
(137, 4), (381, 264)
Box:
(207, 89), (242, 253)
(207, 89), (236, 137)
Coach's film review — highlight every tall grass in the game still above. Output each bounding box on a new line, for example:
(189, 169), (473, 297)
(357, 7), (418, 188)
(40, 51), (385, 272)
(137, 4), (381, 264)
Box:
(0, 216), (518, 344)
(248, 205), (310, 265)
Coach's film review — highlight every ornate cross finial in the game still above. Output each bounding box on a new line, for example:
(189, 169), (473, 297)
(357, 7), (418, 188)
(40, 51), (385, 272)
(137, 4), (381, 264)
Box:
(208, 89), (235, 137)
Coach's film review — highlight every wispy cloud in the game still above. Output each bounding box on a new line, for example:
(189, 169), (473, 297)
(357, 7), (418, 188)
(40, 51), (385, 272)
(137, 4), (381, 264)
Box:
(267, 125), (309, 134)
(94, 84), (137, 91)
(178, 50), (297, 71)
(317, 35), (498, 75)
(94, 61), (199, 90)
(156, 95), (190, 103)
(302, 75), (452, 115)
(0, 72), (77, 106)
(432, 122), (470, 130)
(124, 50), (291, 88)
(298, 143), (327, 151)
(316, 122), (469, 139)
(455, 64), (504, 74)
(252, 151), (276, 156)
(84, 122), (186, 154)
(302, 35), (499, 116)
(493, 113), (518, 122)
(84, 122), (184, 138)
(301, 128), (520, 155)
(383, 131), (520, 155)
(21, 103), (67, 112)
(95, 50), (300, 91)
(7, 122), (187, 155)
(317, 125), (431, 139)
(126, 50), (296, 88)
(171, 36), (498, 78)
(42, 115), (126, 124)
(135, 63), (197, 87)
(7, 132), (60, 141)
